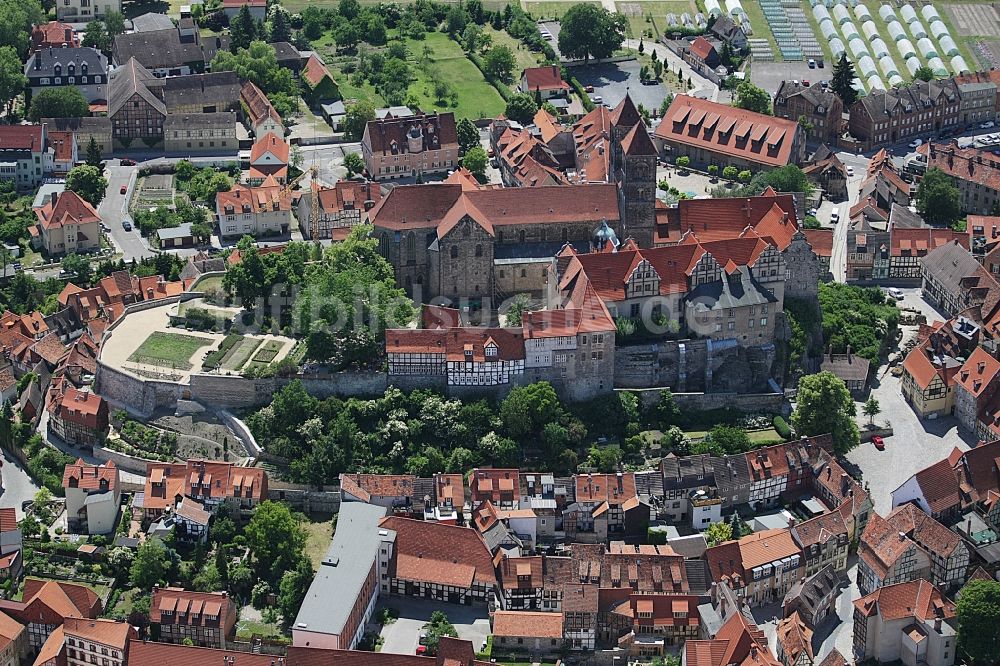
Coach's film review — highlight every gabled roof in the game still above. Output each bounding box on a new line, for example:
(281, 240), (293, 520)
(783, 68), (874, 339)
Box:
(911, 458), (962, 515)
(62, 459), (118, 492)
(655, 96), (800, 168)
(853, 579), (955, 622)
(241, 81), (283, 129)
(379, 516), (497, 588)
(0, 125), (43, 152)
(249, 132), (289, 164)
(34, 191), (100, 232)
(521, 65), (569, 92)
(302, 53), (335, 89)
(107, 57), (165, 117)
(886, 503), (963, 559)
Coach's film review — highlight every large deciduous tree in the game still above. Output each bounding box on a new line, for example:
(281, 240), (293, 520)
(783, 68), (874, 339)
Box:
(0, 46), (27, 116)
(916, 167), (962, 227)
(244, 500), (307, 585)
(733, 79), (771, 114)
(0, 0), (44, 57)
(483, 44), (515, 81)
(28, 87), (88, 122)
(505, 92), (538, 125)
(65, 165), (108, 206)
(342, 100), (376, 141)
(557, 4), (626, 63)
(956, 579), (1000, 665)
(791, 370), (859, 452)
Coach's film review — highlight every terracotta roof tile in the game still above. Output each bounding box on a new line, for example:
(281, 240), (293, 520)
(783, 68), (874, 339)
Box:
(34, 191), (100, 232)
(853, 579), (955, 622)
(886, 503), (962, 559)
(522, 65), (569, 92)
(62, 459), (118, 492)
(380, 516), (497, 588)
(127, 640), (275, 666)
(492, 611), (563, 638)
(912, 459), (962, 515)
(63, 618), (135, 649)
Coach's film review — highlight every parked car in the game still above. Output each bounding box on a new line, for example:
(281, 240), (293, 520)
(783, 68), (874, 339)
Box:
(584, 85), (594, 93)
(119, 184), (127, 194)
(982, 121), (995, 129)
(415, 646), (427, 655)
(846, 165), (854, 176)
(807, 58), (816, 68)
(120, 158), (136, 166)
(830, 210), (840, 222)
(887, 287), (905, 300)
(872, 435), (885, 450)
(802, 79), (810, 87)
(122, 221), (132, 231)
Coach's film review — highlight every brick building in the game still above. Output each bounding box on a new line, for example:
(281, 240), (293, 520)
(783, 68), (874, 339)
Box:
(362, 112), (459, 181)
(774, 81), (843, 144)
(653, 96), (806, 171)
(925, 142), (1000, 215)
(150, 588), (237, 648)
(848, 80), (962, 151)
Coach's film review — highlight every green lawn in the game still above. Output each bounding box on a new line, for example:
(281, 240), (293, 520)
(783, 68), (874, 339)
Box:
(302, 514), (336, 570)
(283, 0), (508, 11)
(484, 27), (546, 81)
(236, 618), (285, 641)
(128, 332), (212, 370)
(404, 32), (506, 120)
(522, 1), (600, 19)
(747, 428), (782, 443)
(190, 274), (225, 293)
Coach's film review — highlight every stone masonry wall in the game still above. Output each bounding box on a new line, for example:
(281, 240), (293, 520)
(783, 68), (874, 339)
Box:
(614, 339), (777, 393)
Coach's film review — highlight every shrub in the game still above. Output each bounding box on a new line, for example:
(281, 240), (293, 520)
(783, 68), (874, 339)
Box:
(773, 416), (792, 439)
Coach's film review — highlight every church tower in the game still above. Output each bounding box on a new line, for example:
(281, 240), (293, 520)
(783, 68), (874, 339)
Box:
(609, 95), (657, 247)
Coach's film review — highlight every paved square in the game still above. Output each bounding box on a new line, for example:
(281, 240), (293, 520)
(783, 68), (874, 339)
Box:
(572, 61), (670, 112)
(377, 598), (490, 656)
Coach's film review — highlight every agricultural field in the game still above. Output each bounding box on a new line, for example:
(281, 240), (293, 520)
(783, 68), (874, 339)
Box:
(522, 1), (601, 19)
(128, 332), (213, 370)
(618, 1), (699, 39)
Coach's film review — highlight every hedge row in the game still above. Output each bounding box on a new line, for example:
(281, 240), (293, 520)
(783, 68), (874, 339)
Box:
(202, 333), (244, 370)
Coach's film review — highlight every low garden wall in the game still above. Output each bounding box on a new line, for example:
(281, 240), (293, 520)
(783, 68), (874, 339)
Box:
(93, 442), (162, 476)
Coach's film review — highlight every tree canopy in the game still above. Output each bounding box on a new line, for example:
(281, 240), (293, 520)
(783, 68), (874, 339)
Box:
(558, 4), (626, 62)
(0, 0), (44, 57)
(916, 167), (962, 227)
(244, 501), (307, 585)
(65, 165), (108, 206)
(342, 100), (376, 141)
(830, 52), (858, 107)
(819, 282), (899, 366)
(211, 41), (297, 97)
(957, 579), (1000, 665)
(733, 79), (771, 114)
(505, 92), (538, 125)
(0, 46), (26, 116)
(791, 370), (859, 452)
(28, 87), (88, 122)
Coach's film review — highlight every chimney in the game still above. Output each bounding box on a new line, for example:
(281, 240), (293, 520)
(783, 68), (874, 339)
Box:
(898, 531), (906, 541)
(934, 617), (942, 631)
(787, 517), (796, 528)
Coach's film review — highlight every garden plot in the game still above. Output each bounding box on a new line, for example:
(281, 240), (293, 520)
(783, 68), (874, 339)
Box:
(201, 334), (262, 372)
(128, 332), (213, 371)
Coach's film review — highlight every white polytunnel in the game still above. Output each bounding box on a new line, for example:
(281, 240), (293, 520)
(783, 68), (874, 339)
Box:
(725, 0), (745, 17)
(929, 20), (949, 40)
(852, 77), (866, 95)
(821, 20), (838, 39)
(813, 4), (831, 21)
(889, 74), (905, 87)
(862, 20), (880, 40)
(939, 35), (959, 56)
(908, 19), (927, 39)
(854, 4), (872, 21)
(849, 38), (869, 58)
(905, 56), (920, 75)
(878, 4), (896, 21)
(858, 55), (877, 76)
(871, 38), (889, 57)
(886, 20), (906, 41)
(833, 3), (851, 24)
(927, 56), (947, 77)
(878, 54), (898, 76)
(868, 75), (886, 91)
(900, 4), (917, 23)
(921, 5), (940, 22)
(917, 37), (937, 58)
(951, 55), (970, 74)
(705, 0), (723, 16)
(830, 37), (846, 57)
(842, 21), (860, 41)
(897, 38), (915, 58)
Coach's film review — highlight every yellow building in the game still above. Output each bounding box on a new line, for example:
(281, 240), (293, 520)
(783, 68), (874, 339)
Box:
(900, 343), (961, 418)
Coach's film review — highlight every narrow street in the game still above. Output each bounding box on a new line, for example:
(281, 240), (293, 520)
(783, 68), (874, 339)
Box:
(99, 164), (154, 262)
(0, 448), (40, 520)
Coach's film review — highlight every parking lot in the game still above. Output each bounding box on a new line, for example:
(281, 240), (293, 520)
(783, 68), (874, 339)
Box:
(749, 60), (826, 96)
(573, 60), (670, 112)
(377, 598), (490, 656)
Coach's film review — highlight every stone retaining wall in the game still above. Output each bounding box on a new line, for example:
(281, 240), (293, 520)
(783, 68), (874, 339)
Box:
(626, 388), (787, 414)
(92, 442), (163, 475)
(615, 339), (777, 393)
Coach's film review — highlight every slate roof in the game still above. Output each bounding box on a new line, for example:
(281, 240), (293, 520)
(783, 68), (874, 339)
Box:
(25, 47), (106, 79)
(113, 29), (204, 70)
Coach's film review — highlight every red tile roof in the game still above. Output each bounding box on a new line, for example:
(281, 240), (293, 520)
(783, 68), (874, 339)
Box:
(31, 22), (79, 50)
(776, 612), (813, 665)
(301, 53), (335, 89)
(63, 618), (135, 650)
(315, 180), (382, 215)
(654, 97), (800, 168)
(574, 473), (637, 505)
(51, 387), (107, 431)
(240, 81), (282, 130)
(492, 611), (563, 638)
(802, 229), (834, 257)
(853, 579), (955, 622)
(886, 503), (963, 559)
(469, 469), (520, 504)
(890, 227), (968, 257)
(858, 512), (915, 578)
(249, 132), (289, 165)
(34, 191), (100, 232)
(48, 130), (74, 163)
(522, 65), (569, 92)
(912, 459), (962, 516)
(364, 112), (458, 155)
(217, 176), (291, 215)
(341, 474), (416, 502)
(150, 588), (236, 635)
(62, 459), (118, 492)
(0, 125), (43, 152)
(957, 346), (1000, 398)
(127, 641), (275, 666)
(379, 516), (497, 589)
(689, 36), (717, 62)
(927, 143), (1000, 195)
(661, 192), (799, 248)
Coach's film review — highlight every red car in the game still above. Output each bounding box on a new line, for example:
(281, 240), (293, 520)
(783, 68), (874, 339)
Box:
(415, 646), (427, 655)
(120, 158), (136, 166)
(872, 435), (885, 450)
(119, 184), (127, 194)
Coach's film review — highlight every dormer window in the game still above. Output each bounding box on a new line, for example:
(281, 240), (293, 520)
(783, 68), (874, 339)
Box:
(485, 344), (497, 357)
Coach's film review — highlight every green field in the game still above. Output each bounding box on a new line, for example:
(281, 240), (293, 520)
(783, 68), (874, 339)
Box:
(282, 0), (508, 13)
(484, 27), (547, 80)
(128, 332), (212, 370)
(189, 274), (225, 293)
(522, 1), (601, 19)
(404, 32), (507, 119)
